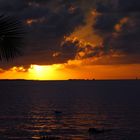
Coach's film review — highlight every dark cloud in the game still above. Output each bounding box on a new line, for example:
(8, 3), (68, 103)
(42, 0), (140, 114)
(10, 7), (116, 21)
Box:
(59, 39), (79, 61)
(96, 0), (140, 13)
(0, 0), (85, 69)
(58, 38), (104, 61)
(112, 16), (140, 54)
(92, 0), (140, 63)
(118, 0), (140, 13)
(94, 14), (121, 35)
(0, 0), (27, 14)
(0, 0), (140, 70)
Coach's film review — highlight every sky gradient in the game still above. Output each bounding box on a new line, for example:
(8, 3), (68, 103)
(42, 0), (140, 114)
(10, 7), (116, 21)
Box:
(0, 0), (140, 80)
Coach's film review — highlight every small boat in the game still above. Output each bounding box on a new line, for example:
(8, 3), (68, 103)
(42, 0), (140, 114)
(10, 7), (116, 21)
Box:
(40, 136), (60, 140)
(88, 128), (112, 135)
(88, 128), (105, 134)
(54, 111), (62, 115)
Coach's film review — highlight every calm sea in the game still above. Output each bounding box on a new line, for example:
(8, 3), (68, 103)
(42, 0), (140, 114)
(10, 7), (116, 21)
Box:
(0, 80), (140, 140)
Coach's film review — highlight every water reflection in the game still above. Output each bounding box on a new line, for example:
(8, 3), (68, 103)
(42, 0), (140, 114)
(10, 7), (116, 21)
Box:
(0, 81), (140, 140)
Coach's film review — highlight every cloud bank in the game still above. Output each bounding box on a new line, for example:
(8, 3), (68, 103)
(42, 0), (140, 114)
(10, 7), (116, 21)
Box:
(0, 0), (139, 70)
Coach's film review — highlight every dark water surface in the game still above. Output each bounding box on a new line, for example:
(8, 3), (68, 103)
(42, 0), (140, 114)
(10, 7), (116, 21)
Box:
(0, 80), (140, 140)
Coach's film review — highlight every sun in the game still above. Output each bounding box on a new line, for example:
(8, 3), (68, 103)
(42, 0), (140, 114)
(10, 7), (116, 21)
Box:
(32, 65), (44, 73)
(28, 65), (54, 80)
(28, 64), (65, 80)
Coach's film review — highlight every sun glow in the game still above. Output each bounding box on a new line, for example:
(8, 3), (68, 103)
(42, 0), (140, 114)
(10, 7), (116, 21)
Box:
(0, 63), (140, 80)
(28, 64), (64, 80)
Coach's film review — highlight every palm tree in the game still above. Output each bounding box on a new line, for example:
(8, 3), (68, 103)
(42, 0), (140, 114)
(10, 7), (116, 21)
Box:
(0, 14), (25, 61)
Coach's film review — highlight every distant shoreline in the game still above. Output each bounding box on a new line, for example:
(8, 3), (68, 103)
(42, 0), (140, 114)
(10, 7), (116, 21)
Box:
(0, 79), (139, 81)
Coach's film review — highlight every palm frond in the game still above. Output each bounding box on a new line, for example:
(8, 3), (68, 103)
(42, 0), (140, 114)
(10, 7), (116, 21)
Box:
(0, 14), (25, 61)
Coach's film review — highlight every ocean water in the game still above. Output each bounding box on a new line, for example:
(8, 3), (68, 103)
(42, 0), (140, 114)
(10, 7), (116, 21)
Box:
(0, 80), (140, 140)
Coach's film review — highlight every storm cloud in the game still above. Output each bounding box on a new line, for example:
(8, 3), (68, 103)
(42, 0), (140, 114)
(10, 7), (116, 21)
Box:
(92, 0), (140, 62)
(0, 0), (140, 70)
(0, 0), (86, 69)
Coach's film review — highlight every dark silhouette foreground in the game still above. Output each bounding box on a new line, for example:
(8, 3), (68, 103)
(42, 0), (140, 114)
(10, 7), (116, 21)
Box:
(0, 14), (25, 61)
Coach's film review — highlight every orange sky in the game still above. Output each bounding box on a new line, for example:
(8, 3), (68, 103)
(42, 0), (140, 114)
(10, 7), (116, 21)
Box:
(0, 8), (140, 80)
(0, 21), (140, 80)
(0, 63), (140, 80)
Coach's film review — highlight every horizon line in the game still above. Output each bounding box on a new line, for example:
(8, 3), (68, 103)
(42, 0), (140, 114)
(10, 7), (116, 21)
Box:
(0, 78), (139, 81)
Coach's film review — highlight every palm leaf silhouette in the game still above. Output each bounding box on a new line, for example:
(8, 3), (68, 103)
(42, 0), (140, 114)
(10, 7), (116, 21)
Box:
(0, 14), (25, 61)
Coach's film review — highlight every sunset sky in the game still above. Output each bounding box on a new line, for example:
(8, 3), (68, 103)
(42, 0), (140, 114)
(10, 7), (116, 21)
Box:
(0, 0), (140, 80)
